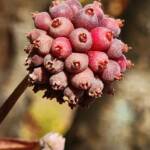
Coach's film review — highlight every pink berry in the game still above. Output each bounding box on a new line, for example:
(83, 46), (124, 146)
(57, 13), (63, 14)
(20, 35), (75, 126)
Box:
(84, 1), (104, 22)
(44, 54), (64, 74)
(117, 55), (133, 73)
(69, 28), (93, 53)
(32, 12), (52, 31)
(49, 2), (74, 20)
(51, 37), (72, 59)
(91, 27), (113, 51)
(25, 54), (44, 67)
(71, 68), (94, 90)
(33, 34), (53, 56)
(100, 17), (124, 37)
(102, 60), (122, 82)
(29, 67), (48, 84)
(74, 7), (99, 30)
(26, 29), (46, 43)
(65, 0), (82, 16)
(65, 53), (89, 74)
(88, 77), (104, 98)
(63, 86), (84, 108)
(107, 39), (129, 59)
(49, 17), (74, 38)
(49, 71), (68, 90)
(88, 51), (109, 73)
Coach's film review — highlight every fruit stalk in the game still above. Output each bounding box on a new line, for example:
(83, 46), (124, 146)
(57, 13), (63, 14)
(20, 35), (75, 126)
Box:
(0, 75), (29, 124)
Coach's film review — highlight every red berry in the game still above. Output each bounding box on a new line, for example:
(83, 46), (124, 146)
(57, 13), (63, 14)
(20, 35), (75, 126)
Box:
(49, 71), (68, 90)
(33, 34), (53, 56)
(102, 60), (122, 82)
(107, 39), (129, 59)
(74, 7), (99, 30)
(65, 53), (89, 74)
(100, 17), (124, 37)
(51, 37), (72, 59)
(44, 54), (64, 74)
(69, 28), (93, 53)
(49, 2), (74, 20)
(91, 27), (113, 51)
(88, 51), (109, 73)
(32, 12), (52, 31)
(49, 17), (74, 38)
(71, 68), (94, 90)
(26, 29), (46, 43)
(88, 77), (104, 98)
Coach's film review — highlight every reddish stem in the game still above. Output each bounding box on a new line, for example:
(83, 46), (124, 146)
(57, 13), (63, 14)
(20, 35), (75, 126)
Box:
(0, 138), (40, 150)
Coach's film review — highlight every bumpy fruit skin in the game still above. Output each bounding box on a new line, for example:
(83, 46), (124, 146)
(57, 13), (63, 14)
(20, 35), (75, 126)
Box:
(65, 53), (89, 73)
(49, 17), (74, 37)
(26, 29), (46, 43)
(84, 1), (104, 22)
(69, 28), (93, 52)
(33, 34), (53, 55)
(74, 7), (99, 30)
(32, 12), (52, 31)
(88, 77), (104, 98)
(102, 60), (122, 82)
(107, 39), (128, 59)
(29, 67), (47, 84)
(63, 86), (84, 108)
(100, 17), (124, 37)
(88, 51), (109, 73)
(49, 71), (68, 90)
(71, 68), (94, 90)
(49, 2), (74, 20)
(44, 54), (64, 74)
(91, 27), (113, 51)
(65, 0), (82, 16)
(51, 37), (72, 59)
(117, 55), (133, 73)
(25, 54), (44, 67)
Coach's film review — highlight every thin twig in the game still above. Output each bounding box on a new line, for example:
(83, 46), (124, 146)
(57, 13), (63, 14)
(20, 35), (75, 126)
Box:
(0, 75), (29, 125)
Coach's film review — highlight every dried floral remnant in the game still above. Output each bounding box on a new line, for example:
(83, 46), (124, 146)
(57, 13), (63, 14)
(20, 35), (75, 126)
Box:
(40, 132), (65, 150)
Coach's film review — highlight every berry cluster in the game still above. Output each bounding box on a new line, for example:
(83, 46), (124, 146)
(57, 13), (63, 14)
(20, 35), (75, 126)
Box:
(25, 0), (133, 108)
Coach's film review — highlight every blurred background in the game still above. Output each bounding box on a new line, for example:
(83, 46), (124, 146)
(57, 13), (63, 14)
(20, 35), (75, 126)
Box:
(0, 0), (150, 150)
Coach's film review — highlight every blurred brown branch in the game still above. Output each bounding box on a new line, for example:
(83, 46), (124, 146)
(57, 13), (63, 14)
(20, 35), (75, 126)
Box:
(0, 75), (29, 125)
